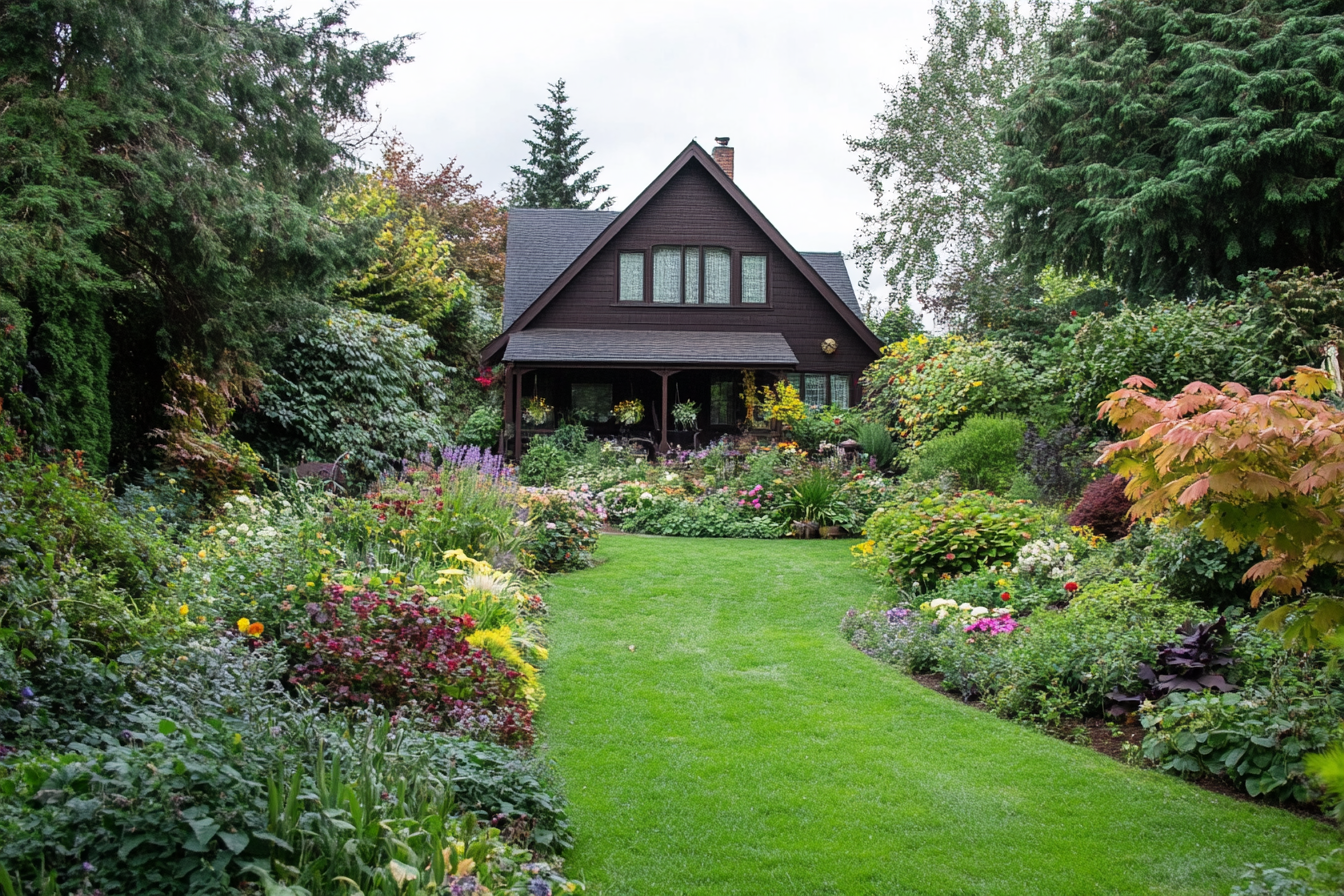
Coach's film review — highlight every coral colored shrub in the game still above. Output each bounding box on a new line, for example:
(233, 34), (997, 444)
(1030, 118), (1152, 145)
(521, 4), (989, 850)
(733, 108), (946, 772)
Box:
(1067, 474), (1132, 540)
(857, 490), (1042, 586)
(291, 584), (533, 745)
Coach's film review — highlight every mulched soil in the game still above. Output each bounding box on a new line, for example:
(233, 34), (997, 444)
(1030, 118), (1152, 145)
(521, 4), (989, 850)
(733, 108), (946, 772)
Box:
(906, 671), (1329, 823)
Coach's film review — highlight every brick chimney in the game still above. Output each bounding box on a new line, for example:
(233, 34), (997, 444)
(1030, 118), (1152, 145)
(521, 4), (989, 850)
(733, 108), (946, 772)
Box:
(711, 137), (734, 180)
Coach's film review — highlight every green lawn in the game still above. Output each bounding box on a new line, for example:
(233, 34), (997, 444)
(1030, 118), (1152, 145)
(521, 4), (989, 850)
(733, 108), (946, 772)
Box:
(537, 535), (1337, 896)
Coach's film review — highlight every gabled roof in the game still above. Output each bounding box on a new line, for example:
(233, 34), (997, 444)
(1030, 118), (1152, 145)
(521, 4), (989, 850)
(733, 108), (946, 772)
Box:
(503, 209), (620, 330)
(503, 329), (798, 366)
(493, 141), (882, 357)
(799, 252), (862, 318)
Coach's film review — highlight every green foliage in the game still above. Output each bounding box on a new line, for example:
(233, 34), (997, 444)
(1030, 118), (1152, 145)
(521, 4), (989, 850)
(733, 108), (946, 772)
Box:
(848, 0), (1057, 309)
(860, 490), (1042, 586)
(0, 447), (170, 659)
(0, 1), (409, 470)
(622, 495), (783, 539)
(240, 308), (453, 481)
(1140, 684), (1340, 803)
(1140, 523), (1258, 609)
(1244, 267), (1344, 373)
(851, 421), (897, 469)
(869, 304), (925, 345)
(1057, 301), (1278, 417)
(909, 414), (1026, 491)
(457, 405), (504, 449)
(860, 334), (1036, 446)
(999, 0), (1344, 296)
(776, 470), (848, 527)
(518, 438), (571, 487)
(521, 489), (602, 572)
(1232, 850), (1344, 896)
(508, 79), (612, 210)
(788, 405), (855, 454)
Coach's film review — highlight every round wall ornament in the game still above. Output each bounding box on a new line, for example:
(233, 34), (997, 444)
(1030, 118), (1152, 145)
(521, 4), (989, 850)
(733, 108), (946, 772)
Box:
(821, 338), (837, 354)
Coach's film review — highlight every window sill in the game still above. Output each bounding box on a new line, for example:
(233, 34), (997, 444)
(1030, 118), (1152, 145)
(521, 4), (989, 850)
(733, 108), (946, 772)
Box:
(610, 302), (774, 310)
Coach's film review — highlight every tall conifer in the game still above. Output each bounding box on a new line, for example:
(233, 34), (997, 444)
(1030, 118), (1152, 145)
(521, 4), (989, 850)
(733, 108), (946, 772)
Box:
(509, 80), (613, 210)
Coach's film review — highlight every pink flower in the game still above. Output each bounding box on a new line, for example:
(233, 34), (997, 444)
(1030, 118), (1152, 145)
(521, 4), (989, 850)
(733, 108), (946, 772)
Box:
(545, 522), (557, 530)
(945, 553), (956, 561)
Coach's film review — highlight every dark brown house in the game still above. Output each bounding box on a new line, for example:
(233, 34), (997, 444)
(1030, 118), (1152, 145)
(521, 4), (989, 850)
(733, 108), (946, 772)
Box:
(483, 139), (881, 457)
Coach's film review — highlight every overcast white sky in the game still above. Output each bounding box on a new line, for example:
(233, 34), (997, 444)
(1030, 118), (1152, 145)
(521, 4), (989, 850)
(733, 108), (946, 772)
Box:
(285, 0), (933, 311)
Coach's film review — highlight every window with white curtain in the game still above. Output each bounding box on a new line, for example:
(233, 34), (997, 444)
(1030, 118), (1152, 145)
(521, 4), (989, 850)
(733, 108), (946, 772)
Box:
(804, 373), (827, 407)
(652, 246), (682, 303)
(683, 247), (700, 303)
(830, 375), (850, 409)
(704, 247), (730, 304)
(741, 254), (766, 303)
(619, 252), (644, 302)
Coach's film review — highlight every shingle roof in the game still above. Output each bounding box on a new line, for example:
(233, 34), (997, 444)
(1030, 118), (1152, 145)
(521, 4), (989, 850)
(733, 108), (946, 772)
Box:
(502, 208), (620, 329)
(799, 252), (863, 318)
(502, 329), (799, 366)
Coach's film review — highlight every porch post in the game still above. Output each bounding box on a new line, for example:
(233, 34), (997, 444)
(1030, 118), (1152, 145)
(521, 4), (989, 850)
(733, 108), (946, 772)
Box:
(499, 363), (513, 458)
(513, 367), (524, 461)
(658, 371), (670, 454)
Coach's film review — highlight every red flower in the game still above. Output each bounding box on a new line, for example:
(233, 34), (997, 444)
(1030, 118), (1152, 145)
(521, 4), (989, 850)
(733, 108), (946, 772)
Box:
(1001, 592), (1011, 601)
(1070, 310), (1078, 317)
(1064, 581), (1079, 593)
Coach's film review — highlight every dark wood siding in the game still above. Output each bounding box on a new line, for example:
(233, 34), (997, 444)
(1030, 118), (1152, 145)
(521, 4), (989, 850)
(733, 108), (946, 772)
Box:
(526, 164), (876, 383)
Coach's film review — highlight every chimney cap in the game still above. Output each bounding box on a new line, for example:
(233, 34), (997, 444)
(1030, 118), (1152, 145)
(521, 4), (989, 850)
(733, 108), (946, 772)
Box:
(715, 136), (730, 146)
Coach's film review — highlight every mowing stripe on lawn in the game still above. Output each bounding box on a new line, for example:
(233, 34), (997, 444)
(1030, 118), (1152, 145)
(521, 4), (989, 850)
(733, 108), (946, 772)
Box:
(538, 535), (1334, 896)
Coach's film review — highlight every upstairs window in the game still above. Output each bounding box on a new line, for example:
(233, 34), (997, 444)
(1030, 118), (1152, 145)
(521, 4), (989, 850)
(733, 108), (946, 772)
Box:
(683, 247), (700, 303)
(741, 254), (767, 303)
(619, 252), (644, 301)
(652, 246), (682, 303)
(704, 247), (731, 304)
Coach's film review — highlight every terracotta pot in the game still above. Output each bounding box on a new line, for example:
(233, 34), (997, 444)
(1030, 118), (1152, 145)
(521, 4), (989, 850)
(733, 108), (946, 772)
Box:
(819, 525), (843, 539)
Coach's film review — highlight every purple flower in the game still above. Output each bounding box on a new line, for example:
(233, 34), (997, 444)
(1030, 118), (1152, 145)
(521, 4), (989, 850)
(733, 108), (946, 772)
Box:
(19, 687), (33, 699)
(528, 879), (552, 896)
(451, 875), (479, 896)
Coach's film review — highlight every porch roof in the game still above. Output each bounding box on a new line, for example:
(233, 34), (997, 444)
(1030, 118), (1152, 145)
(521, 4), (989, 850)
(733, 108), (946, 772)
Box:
(501, 328), (798, 367)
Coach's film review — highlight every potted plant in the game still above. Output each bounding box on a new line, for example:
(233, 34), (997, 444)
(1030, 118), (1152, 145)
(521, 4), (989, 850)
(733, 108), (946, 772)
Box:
(612, 399), (644, 435)
(672, 400), (700, 431)
(777, 470), (849, 538)
(523, 395), (552, 427)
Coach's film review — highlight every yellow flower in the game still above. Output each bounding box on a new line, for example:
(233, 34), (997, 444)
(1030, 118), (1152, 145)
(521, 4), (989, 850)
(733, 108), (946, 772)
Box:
(197, 550), (207, 559)
(236, 618), (250, 633)
(178, 604), (189, 617)
(971, 381), (983, 387)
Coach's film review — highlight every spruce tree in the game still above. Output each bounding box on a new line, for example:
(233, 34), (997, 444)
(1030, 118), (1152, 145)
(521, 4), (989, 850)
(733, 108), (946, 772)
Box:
(998, 0), (1344, 298)
(509, 80), (613, 210)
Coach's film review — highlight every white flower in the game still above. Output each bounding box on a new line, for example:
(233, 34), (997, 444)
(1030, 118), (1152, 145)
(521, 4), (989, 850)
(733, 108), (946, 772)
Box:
(217, 528), (230, 537)
(235, 495), (252, 505)
(202, 573), (211, 584)
(228, 537), (239, 545)
(236, 524), (250, 534)
(936, 609), (948, 619)
(545, 522), (557, 530)
(259, 527), (278, 538)
(640, 492), (653, 501)
(958, 602), (972, 611)
(971, 607), (989, 616)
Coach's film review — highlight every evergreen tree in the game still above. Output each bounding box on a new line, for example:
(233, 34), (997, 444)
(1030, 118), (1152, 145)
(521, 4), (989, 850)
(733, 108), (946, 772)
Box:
(509, 80), (613, 210)
(0, 1), (408, 469)
(998, 0), (1344, 298)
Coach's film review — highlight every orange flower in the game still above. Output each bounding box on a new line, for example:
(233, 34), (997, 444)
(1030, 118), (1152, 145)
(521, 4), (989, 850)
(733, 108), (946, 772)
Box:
(247, 621), (264, 636)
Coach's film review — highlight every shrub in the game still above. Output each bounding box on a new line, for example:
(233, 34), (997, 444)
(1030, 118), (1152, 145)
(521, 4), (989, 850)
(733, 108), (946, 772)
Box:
(457, 404), (503, 448)
(908, 415), (1026, 492)
(1067, 474), (1132, 540)
(860, 334), (1036, 446)
(1101, 368), (1344, 608)
(290, 584), (534, 745)
(1141, 522), (1258, 608)
(518, 437), (571, 486)
(841, 606), (949, 673)
(1058, 300), (1277, 418)
(851, 421), (897, 469)
(1017, 417), (1098, 502)
(622, 492), (782, 539)
(1139, 683), (1340, 802)
(776, 469), (848, 527)
(789, 406), (855, 453)
(522, 488), (603, 572)
(239, 307), (453, 481)
(858, 490), (1042, 586)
